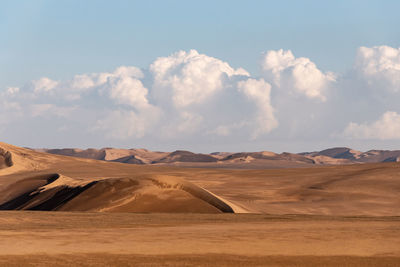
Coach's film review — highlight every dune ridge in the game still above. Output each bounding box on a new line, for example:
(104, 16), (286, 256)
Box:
(2, 142), (400, 216)
(0, 172), (233, 213)
(36, 146), (400, 169)
(0, 143), (236, 213)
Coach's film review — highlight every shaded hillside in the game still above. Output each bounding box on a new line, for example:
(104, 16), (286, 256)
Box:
(183, 161), (400, 215)
(359, 150), (400, 163)
(37, 148), (166, 165)
(0, 173), (231, 213)
(302, 147), (400, 163)
(316, 147), (361, 160)
(3, 142), (400, 215)
(45, 148), (106, 160)
(35, 146), (400, 168)
(153, 150), (218, 163)
(0, 148), (13, 169)
(221, 151), (315, 164)
(0, 142), (235, 213)
(111, 155), (144, 164)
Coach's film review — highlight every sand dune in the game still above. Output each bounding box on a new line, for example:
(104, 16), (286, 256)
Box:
(152, 150), (218, 163)
(0, 148), (13, 169)
(302, 147), (400, 163)
(38, 146), (400, 168)
(110, 155), (144, 164)
(183, 162), (400, 215)
(0, 142), (235, 213)
(37, 147), (316, 167)
(2, 142), (400, 265)
(0, 173), (230, 213)
(37, 147), (168, 164)
(2, 142), (400, 216)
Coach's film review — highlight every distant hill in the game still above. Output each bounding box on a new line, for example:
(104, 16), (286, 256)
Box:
(153, 150), (218, 164)
(110, 155), (144, 164)
(33, 146), (400, 168)
(301, 147), (400, 163)
(220, 151), (315, 164)
(36, 148), (167, 165)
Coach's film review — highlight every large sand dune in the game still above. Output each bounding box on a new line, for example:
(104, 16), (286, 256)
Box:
(2, 142), (400, 265)
(2, 142), (400, 215)
(0, 142), (234, 213)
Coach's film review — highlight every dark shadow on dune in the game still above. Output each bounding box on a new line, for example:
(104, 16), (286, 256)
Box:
(0, 173), (60, 210)
(152, 150), (218, 164)
(28, 182), (98, 210)
(111, 155), (144, 164)
(150, 179), (234, 213)
(0, 148), (13, 169)
(0, 173), (97, 211)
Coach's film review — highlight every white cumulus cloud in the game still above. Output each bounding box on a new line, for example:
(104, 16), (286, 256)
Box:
(6, 87), (20, 95)
(355, 45), (400, 92)
(102, 67), (151, 110)
(32, 77), (58, 93)
(343, 111), (400, 140)
(150, 49), (249, 107)
(94, 109), (160, 139)
(6, 47), (400, 150)
(237, 78), (278, 138)
(261, 49), (336, 101)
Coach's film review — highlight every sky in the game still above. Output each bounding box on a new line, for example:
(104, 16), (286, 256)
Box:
(1, 0), (400, 152)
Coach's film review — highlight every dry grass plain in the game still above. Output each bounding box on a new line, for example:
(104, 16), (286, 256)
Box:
(1, 142), (400, 266)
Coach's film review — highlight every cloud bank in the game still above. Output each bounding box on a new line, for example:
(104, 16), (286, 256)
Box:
(355, 46), (400, 93)
(1, 45), (400, 150)
(261, 49), (336, 101)
(344, 111), (400, 140)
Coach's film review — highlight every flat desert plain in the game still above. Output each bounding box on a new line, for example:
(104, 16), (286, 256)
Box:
(1, 212), (400, 266)
(1, 142), (400, 266)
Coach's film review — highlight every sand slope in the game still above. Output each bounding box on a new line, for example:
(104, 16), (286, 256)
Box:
(39, 146), (400, 169)
(3, 142), (400, 215)
(0, 142), (233, 213)
(182, 162), (400, 215)
(35, 147), (321, 168)
(302, 147), (400, 163)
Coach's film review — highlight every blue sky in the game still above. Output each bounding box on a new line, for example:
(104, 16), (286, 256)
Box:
(3, 0), (399, 87)
(1, 1), (400, 152)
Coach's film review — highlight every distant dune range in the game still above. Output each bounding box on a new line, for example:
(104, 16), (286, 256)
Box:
(36, 146), (400, 168)
(1, 142), (400, 215)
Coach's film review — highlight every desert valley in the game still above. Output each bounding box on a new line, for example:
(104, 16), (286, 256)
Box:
(1, 141), (400, 266)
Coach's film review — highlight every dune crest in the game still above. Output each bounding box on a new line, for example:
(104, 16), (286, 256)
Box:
(0, 173), (233, 213)
(0, 143), (50, 175)
(0, 142), (236, 213)
(36, 146), (400, 168)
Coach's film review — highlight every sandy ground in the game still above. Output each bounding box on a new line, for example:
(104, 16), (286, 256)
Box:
(2, 143), (400, 265)
(0, 212), (399, 266)
(2, 142), (400, 215)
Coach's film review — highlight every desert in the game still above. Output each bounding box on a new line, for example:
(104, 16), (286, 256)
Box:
(1, 142), (400, 266)
(3, 2), (400, 265)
